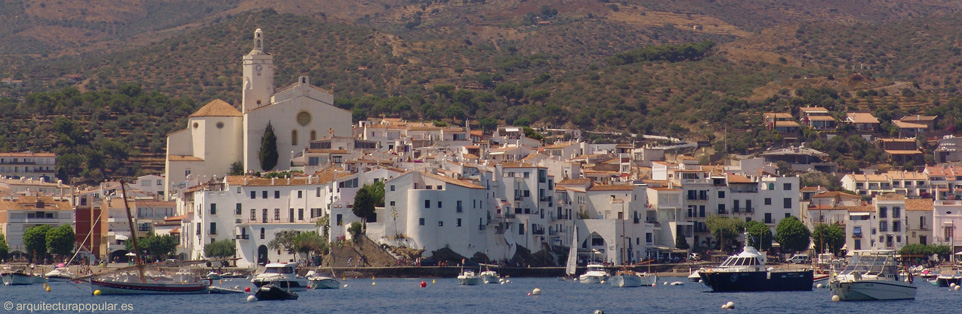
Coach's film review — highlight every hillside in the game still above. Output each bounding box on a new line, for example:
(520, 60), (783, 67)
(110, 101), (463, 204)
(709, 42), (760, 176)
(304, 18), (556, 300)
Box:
(2, 1), (962, 179)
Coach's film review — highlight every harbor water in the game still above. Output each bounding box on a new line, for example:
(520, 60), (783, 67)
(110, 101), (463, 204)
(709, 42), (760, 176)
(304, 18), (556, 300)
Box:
(5, 277), (962, 313)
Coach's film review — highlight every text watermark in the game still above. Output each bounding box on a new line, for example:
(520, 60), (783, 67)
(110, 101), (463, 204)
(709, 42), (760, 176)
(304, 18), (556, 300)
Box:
(3, 301), (133, 312)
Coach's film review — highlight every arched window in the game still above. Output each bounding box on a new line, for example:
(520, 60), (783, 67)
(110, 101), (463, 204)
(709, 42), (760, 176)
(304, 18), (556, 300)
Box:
(260, 228), (265, 239)
(292, 130), (298, 146)
(310, 130), (317, 141)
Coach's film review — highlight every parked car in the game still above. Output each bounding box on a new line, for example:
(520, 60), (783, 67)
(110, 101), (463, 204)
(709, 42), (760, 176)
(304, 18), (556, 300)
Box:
(789, 254), (810, 264)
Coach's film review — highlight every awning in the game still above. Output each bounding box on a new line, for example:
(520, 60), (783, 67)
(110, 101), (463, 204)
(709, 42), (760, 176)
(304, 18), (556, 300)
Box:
(115, 234), (129, 240)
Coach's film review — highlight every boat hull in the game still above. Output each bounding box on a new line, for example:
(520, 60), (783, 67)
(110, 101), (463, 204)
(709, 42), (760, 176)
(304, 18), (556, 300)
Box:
(830, 280), (917, 300)
(90, 279), (209, 295)
(609, 274), (643, 288)
(2, 273), (47, 285)
(255, 285), (299, 301)
(458, 276), (481, 285)
(700, 270), (813, 292)
(933, 276), (961, 287)
(480, 271), (499, 284)
(578, 274), (608, 284)
(638, 273), (658, 286)
(308, 278), (340, 289)
(252, 278), (308, 292)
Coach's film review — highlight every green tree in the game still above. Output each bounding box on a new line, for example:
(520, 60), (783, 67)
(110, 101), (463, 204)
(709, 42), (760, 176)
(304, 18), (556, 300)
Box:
(353, 181), (385, 222)
(775, 216), (811, 254)
(229, 161), (244, 176)
(0, 234), (8, 261)
(744, 220), (773, 251)
(675, 229), (690, 250)
(705, 215), (744, 252)
(348, 221), (363, 240)
(811, 223), (845, 256)
(23, 225), (52, 262)
(204, 239), (236, 258)
(259, 122), (278, 171)
(293, 231), (328, 261)
(46, 224), (76, 258)
(126, 234), (178, 262)
(479, 117), (498, 133)
(268, 230), (301, 255)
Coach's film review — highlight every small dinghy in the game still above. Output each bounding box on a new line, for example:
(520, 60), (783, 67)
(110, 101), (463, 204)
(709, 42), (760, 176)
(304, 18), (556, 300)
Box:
(255, 284), (299, 301)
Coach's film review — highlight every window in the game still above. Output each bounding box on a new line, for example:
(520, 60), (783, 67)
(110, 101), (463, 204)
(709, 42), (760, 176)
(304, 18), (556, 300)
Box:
(438, 201), (442, 208)
(251, 191), (256, 199)
(297, 191), (303, 199)
(893, 206), (901, 218)
(879, 221), (888, 232)
(519, 224), (525, 235)
(718, 191), (725, 198)
(210, 203), (217, 215)
(524, 190), (530, 197)
(785, 213), (791, 218)
(236, 203), (242, 215)
(262, 209), (268, 223)
(733, 200), (740, 212)
(457, 218), (462, 227)
(298, 208), (303, 221)
(390, 201), (396, 207)
(250, 209), (256, 221)
(391, 185), (395, 191)
(289, 208), (294, 223)
(260, 228), (265, 239)
(854, 239), (861, 250)
(879, 206), (887, 218)
(425, 200), (431, 208)
(920, 216), (926, 229)
(646, 233), (653, 243)
(699, 206), (705, 217)
(210, 222), (217, 235)
(274, 208), (280, 220)
(457, 200), (463, 213)
(419, 218), (425, 226)
(717, 204), (726, 214)
(292, 130), (298, 146)
(275, 191), (280, 199)
(783, 183), (792, 190)
(438, 221), (443, 227)
(262, 191), (268, 199)
(337, 214), (342, 226)
(764, 198), (772, 206)
(196, 223), (201, 235)
(316, 187), (321, 197)
(783, 198), (792, 209)
(893, 221), (901, 232)
(764, 213), (772, 224)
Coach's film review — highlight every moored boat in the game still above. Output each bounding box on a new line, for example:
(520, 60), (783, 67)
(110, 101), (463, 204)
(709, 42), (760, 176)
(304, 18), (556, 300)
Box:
(578, 263), (609, 284)
(255, 284), (299, 301)
(252, 263), (308, 291)
(829, 250), (916, 301)
(457, 269), (481, 286)
(688, 268), (703, 283)
(699, 238), (812, 292)
(306, 270), (340, 289)
(45, 267), (77, 282)
(479, 270), (500, 284)
(609, 269), (642, 288)
(2, 266), (47, 285)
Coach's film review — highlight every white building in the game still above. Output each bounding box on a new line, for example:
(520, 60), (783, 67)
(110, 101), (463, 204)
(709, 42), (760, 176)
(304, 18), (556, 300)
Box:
(165, 28), (351, 198)
(932, 200), (962, 255)
(874, 194), (908, 251)
(0, 196), (73, 253)
(0, 152), (56, 181)
(135, 175), (166, 198)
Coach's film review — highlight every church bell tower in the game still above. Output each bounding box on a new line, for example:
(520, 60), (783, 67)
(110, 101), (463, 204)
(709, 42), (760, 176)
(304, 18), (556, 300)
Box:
(242, 28), (275, 113)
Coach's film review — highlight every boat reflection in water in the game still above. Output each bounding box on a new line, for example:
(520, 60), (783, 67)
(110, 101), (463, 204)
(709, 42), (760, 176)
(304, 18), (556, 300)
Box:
(830, 250), (916, 301)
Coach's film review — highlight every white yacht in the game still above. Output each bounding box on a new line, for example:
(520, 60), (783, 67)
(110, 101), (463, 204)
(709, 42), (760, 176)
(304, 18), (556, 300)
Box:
(829, 250), (916, 301)
(45, 267), (77, 282)
(251, 263), (308, 292)
(578, 263), (609, 284)
(609, 270), (642, 287)
(479, 270), (500, 284)
(457, 269), (481, 285)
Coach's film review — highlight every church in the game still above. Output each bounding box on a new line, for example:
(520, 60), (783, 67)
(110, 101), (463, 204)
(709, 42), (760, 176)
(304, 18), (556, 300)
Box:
(164, 29), (352, 198)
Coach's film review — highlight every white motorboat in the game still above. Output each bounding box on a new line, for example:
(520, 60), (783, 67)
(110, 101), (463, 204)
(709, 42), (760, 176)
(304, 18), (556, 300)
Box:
(45, 267), (77, 282)
(252, 263), (308, 292)
(578, 263), (609, 284)
(306, 270), (340, 289)
(688, 269), (702, 283)
(479, 270), (500, 284)
(457, 269), (481, 285)
(2, 267), (47, 285)
(829, 250), (916, 301)
(637, 272), (658, 286)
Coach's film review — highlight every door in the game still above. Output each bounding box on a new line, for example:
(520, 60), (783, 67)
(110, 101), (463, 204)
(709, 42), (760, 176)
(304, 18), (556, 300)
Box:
(257, 245), (269, 265)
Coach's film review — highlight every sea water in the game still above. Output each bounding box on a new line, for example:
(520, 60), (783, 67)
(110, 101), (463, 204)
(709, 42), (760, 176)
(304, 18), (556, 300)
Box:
(4, 277), (961, 313)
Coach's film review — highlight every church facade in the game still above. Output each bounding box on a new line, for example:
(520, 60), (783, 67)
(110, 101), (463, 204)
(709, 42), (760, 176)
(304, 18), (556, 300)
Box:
(165, 29), (352, 198)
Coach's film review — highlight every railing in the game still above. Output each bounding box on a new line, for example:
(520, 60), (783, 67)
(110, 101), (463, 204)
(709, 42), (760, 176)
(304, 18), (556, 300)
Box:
(236, 234), (249, 240)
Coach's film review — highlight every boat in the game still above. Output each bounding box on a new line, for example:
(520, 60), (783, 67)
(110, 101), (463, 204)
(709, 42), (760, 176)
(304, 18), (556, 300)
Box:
(699, 234), (813, 292)
(564, 227), (579, 280)
(479, 267), (500, 284)
(1, 265), (47, 285)
(609, 269), (643, 287)
(306, 270), (340, 289)
(636, 271), (658, 286)
(88, 180), (211, 295)
(255, 284), (299, 301)
(813, 273), (830, 286)
(578, 263), (610, 284)
(44, 267), (78, 282)
(829, 250), (916, 301)
(457, 269), (482, 286)
(932, 268), (962, 287)
(208, 286), (246, 294)
(688, 268), (703, 283)
(252, 263), (309, 291)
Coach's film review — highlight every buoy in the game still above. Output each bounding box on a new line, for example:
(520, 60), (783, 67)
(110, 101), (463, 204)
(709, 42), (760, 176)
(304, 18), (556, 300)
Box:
(372, 276), (376, 280)
(663, 282), (668, 285)
(532, 288), (541, 295)
(219, 280), (223, 284)
(594, 311), (604, 314)
(420, 281), (427, 288)
(527, 293), (532, 296)
(46, 286), (51, 292)
(244, 287), (251, 292)
(506, 280), (510, 283)
(831, 295), (840, 302)
(343, 284), (348, 288)
(956, 285), (961, 291)
(952, 283), (957, 288)
(816, 284), (823, 289)
(355, 276), (358, 279)
(432, 279), (436, 284)
(93, 290), (101, 296)
(726, 301), (734, 309)
(247, 295), (256, 302)
(372, 282), (376, 286)
(343, 277), (347, 281)
(651, 283), (656, 287)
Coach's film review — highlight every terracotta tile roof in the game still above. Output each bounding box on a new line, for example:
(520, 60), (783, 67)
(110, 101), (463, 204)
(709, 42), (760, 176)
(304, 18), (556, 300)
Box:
(420, 171), (484, 189)
(462, 153), (480, 160)
(169, 227), (180, 234)
(306, 149), (349, 154)
(772, 121), (801, 127)
(808, 116), (837, 121)
(847, 112), (880, 124)
(812, 191), (861, 199)
(0, 152), (55, 157)
(165, 215), (188, 221)
(892, 120), (927, 129)
(557, 178), (591, 185)
(884, 150), (923, 155)
(543, 141), (576, 149)
(876, 193), (906, 201)
(901, 115), (937, 122)
(649, 187), (681, 191)
(764, 112), (792, 119)
(168, 155), (204, 162)
(726, 174), (753, 184)
(847, 205), (875, 212)
(587, 184), (638, 191)
(906, 199), (934, 211)
(799, 107), (829, 113)
(189, 99), (241, 118)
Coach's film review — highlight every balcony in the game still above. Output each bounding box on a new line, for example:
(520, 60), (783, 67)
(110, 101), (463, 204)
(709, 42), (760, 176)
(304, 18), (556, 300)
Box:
(236, 234), (249, 240)
(853, 233), (862, 239)
(478, 224), (487, 231)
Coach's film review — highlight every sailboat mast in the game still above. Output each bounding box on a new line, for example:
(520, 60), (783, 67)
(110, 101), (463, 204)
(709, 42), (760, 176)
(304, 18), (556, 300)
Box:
(120, 180), (146, 283)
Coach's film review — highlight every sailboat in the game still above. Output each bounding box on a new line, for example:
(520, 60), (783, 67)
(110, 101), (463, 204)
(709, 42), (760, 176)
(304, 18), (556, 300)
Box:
(89, 180), (210, 295)
(610, 218), (642, 288)
(565, 226), (579, 280)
